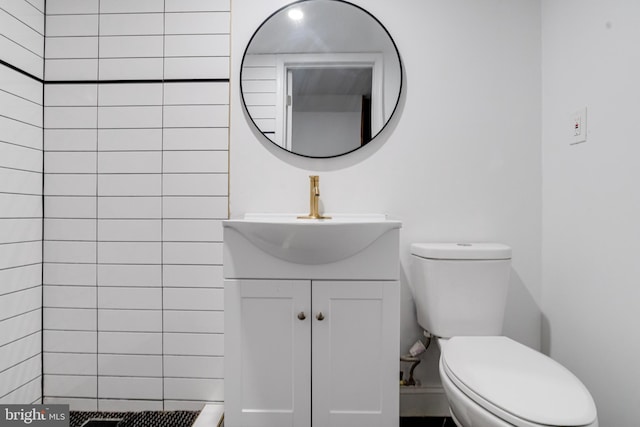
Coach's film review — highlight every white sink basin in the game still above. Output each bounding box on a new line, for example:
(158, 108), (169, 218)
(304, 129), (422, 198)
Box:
(223, 213), (401, 265)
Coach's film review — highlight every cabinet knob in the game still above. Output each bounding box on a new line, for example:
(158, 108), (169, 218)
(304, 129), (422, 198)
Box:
(297, 312), (306, 320)
(316, 312), (325, 321)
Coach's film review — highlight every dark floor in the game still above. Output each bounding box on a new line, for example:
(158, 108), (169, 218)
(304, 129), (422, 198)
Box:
(70, 411), (200, 427)
(70, 411), (453, 427)
(400, 417), (455, 427)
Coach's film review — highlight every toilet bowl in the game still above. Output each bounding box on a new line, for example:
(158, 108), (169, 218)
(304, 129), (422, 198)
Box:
(438, 336), (598, 427)
(410, 243), (598, 427)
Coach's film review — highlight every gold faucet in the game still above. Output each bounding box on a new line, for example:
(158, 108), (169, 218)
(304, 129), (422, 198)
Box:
(298, 175), (331, 219)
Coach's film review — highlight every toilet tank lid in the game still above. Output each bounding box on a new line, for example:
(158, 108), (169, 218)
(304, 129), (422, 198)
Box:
(411, 243), (511, 260)
(442, 336), (597, 426)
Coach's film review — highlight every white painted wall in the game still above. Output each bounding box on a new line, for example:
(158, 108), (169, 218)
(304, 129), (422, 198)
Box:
(293, 110), (361, 157)
(230, 0), (542, 405)
(541, 1), (640, 425)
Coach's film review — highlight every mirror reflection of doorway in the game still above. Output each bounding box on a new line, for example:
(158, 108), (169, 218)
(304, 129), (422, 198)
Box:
(286, 67), (373, 157)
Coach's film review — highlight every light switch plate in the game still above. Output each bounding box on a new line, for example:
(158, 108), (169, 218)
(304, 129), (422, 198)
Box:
(571, 107), (587, 144)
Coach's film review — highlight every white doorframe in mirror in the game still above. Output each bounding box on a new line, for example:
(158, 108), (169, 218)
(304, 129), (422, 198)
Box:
(273, 53), (384, 151)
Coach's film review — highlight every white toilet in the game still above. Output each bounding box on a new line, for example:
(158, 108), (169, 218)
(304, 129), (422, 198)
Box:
(410, 243), (598, 427)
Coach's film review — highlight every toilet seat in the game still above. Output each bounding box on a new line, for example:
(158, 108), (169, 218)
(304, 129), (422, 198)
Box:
(440, 336), (597, 427)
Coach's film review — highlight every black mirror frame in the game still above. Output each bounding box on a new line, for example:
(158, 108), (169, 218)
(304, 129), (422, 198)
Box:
(240, 0), (403, 159)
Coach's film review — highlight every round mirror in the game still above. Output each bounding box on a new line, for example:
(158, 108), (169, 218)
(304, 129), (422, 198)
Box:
(240, 0), (403, 158)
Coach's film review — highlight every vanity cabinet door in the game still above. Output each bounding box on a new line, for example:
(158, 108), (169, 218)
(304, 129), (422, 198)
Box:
(311, 281), (399, 427)
(225, 279), (311, 427)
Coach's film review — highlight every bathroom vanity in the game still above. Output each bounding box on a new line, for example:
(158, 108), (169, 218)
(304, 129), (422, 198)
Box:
(223, 214), (401, 427)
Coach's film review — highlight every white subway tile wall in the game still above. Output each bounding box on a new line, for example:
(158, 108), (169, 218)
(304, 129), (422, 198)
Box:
(0, 0), (44, 78)
(42, 0), (229, 411)
(0, 0), (44, 405)
(45, 0), (230, 81)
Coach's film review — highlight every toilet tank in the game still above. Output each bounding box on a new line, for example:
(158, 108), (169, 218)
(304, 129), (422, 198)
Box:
(410, 243), (512, 338)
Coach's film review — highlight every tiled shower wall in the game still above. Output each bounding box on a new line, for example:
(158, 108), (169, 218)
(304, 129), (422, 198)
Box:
(0, 0), (44, 404)
(42, 0), (229, 411)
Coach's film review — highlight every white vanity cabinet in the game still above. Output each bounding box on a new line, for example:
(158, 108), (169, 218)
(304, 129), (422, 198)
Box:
(225, 279), (311, 427)
(223, 214), (401, 427)
(311, 280), (399, 427)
